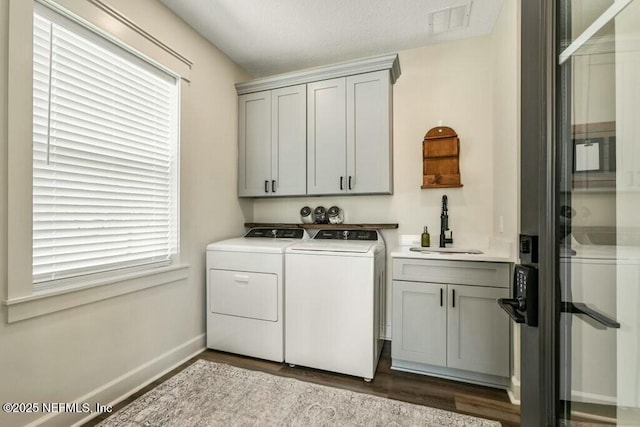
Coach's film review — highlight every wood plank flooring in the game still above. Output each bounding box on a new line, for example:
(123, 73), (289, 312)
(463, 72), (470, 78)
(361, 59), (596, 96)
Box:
(85, 341), (520, 426)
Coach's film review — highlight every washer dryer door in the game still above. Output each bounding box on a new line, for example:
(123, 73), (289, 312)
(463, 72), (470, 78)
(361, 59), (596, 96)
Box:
(209, 269), (278, 321)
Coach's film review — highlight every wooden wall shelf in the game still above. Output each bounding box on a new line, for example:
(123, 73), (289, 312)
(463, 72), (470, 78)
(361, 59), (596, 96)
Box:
(244, 223), (398, 230)
(421, 125), (463, 189)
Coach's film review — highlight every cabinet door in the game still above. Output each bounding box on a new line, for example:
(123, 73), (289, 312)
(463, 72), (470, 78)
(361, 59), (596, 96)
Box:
(307, 78), (346, 195)
(392, 280), (447, 367)
(238, 91), (271, 197)
(271, 85), (306, 196)
(447, 285), (510, 377)
(346, 70), (392, 194)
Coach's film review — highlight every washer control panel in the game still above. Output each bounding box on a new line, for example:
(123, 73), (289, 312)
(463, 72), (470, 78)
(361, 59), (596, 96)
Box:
(244, 228), (305, 239)
(313, 229), (378, 240)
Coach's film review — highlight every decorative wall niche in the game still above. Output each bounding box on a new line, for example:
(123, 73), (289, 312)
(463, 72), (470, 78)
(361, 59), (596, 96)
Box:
(421, 125), (463, 189)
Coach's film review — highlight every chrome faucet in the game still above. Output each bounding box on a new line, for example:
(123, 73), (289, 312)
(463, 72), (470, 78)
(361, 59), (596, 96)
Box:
(439, 195), (453, 248)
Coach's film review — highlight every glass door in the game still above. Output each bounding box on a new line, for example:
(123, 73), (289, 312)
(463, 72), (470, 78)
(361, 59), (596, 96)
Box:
(557, 0), (640, 424)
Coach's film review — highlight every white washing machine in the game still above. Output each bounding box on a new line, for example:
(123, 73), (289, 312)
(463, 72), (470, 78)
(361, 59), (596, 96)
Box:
(206, 227), (309, 362)
(285, 229), (386, 381)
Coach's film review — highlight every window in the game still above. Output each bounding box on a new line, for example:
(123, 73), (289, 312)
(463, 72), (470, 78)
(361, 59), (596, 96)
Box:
(32, 4), (179, 289)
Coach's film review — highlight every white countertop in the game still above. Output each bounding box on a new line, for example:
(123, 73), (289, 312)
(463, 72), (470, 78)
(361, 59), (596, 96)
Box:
(390, 233), (640, 264)
(563, 242), (640, 263)
(390, 235), (515, 263)
(390, 245), (514, 263)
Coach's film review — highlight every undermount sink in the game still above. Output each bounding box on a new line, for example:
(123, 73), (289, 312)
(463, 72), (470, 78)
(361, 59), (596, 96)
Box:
(410, 247), (484, 255)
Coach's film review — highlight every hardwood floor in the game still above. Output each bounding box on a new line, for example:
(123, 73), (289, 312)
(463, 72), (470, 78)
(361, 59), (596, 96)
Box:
(85, 341), (520, 426)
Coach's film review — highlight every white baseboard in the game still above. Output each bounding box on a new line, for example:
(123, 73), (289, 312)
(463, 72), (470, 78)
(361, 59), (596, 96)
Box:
(381, 323), (392, 341)
(28, 334), (206, 427)
(566, 390), (617, 405)
(507, 375), (521, 405)
(570, 410), (616, 424)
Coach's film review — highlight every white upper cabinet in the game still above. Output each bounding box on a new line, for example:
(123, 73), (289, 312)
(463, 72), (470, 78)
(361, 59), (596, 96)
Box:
(238, 85), (306, 197)
(238, 91), (272, 197)
(347, 71), (392, 194)
(271, 85), (307, 196)
(308, 70), (392, 195)
(236, 54), (400, 198)
(307, 78), (347, 195)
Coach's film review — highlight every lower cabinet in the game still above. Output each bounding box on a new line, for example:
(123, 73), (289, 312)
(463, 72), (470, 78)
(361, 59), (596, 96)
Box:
(391, 259), (511, 388)
(392, 281), (447, 366)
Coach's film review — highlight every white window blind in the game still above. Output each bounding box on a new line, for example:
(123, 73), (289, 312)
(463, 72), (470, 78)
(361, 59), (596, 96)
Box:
(32, 4), (179, 288)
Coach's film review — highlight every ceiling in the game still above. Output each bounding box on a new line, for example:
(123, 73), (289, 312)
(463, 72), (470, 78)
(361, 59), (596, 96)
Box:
(160, 0), (504, 78)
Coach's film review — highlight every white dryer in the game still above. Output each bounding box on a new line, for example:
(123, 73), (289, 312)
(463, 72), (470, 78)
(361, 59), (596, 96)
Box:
(206, 227), (309, 362)
(285, 229), (386, 381)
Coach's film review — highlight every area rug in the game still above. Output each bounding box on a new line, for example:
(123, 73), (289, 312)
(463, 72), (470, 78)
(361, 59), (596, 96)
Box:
(97, 360), (501, 427)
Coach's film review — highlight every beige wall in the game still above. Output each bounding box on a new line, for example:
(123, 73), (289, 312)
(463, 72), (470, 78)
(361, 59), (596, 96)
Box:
(492, 0), (520, 245)
(252, 2), (520, 341)
(0, 0), (250, 425)
(254, 36), (497, 247)
(0, 0), (523, 421)
(568, 0), (617, 231)
(253, 7), (520, 246)
(490, 0), (521, 401)
(488, 0), (521, 403)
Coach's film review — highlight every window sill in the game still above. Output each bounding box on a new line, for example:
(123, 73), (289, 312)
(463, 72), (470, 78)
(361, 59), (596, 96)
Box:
(3, 264), (190, 323)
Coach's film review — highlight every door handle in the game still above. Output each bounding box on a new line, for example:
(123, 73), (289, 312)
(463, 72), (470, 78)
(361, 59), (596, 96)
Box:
(498, 298), (526, 323)
(440, 288), (443, 307)
(561, 302), (620, 328)
(348, 175), (352, 190)
(340, 176), (344, 190)
(264, 180), (269, 193)
(271, 180), (276, 193)
(452, 289), (456, 308)
(234, 274), (250, 283)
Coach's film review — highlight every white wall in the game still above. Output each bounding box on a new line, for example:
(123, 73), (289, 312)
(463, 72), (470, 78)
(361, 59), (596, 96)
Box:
(253, 9), (521, 245)
(567, 1), (617, 231)
(252, 2), (520, 340)
(0, 1), (523, 420)
(615, 0), (640, 415)
(254, 37), (497, 247)
(0, 1), (250, 425)
(490, 0), (521, 402)
(492, 0), (520, 247)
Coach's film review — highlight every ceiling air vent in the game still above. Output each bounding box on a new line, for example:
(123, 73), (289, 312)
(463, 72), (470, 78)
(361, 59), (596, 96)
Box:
(428, 1), (472, 35)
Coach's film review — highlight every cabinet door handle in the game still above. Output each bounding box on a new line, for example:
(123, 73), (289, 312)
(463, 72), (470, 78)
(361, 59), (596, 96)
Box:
(440, 288), (443, 307)
(264, 180), (269, 193)
(348, 175), (352, 190)
(271, 180), (276, 193)
(340, 176), (344, 190)
(452, 289), (456, 308)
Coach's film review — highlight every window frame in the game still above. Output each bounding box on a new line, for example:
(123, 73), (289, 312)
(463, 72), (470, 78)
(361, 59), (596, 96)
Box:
(32, 3), (180, 288)
(3, 0), (190, 323)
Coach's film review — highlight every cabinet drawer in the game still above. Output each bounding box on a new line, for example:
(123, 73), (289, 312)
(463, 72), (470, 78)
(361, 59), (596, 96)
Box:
(392, 258), (510, 288)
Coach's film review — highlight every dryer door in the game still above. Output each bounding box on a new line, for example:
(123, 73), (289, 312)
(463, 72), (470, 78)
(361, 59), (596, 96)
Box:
(210, 269), (278, 321)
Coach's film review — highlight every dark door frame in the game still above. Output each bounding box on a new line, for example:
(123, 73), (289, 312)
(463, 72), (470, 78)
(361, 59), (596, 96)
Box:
(520, 0), (559, 425)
